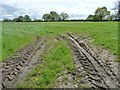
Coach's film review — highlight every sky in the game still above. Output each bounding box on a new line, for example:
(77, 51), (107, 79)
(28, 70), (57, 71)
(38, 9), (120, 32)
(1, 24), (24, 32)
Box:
(1, 0), (118, 20)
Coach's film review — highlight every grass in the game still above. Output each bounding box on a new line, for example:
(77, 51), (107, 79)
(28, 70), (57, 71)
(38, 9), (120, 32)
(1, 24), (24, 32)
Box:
(0, 22), (2, 61)
(2, 22), (118, 61)
(2, 22), (119, 88)
(16, 41), (74, 88)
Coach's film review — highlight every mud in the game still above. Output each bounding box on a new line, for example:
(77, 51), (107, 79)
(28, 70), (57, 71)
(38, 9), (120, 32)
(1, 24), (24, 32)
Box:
(67, 33), (119, 89)
(2, 36), (47, 88)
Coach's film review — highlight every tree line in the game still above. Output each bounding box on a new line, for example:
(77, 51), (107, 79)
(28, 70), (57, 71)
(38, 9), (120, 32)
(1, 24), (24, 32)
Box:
(3, 15), (32, 22)
(3, 11), (69, 22)
(42, 11), (69, 21)
(3, 5), (120, 22)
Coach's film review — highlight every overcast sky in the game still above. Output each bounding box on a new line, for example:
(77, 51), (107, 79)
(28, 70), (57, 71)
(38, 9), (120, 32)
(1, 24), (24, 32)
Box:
(1, 0), (118, 20)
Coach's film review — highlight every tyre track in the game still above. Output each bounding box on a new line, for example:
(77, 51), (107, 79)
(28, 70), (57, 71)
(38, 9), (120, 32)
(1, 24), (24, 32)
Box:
(67, 33), (119, 89)
(2, 36), (47, 88)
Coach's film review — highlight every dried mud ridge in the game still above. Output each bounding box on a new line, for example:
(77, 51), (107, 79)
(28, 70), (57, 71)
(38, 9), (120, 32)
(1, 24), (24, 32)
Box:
(2, 36), (47, 88)
(1, 34), (120, 89)
(67, 33), (119, 89)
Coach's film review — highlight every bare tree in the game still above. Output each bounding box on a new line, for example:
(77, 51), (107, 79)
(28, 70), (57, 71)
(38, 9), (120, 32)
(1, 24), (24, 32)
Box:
(112, 0), (120, 20)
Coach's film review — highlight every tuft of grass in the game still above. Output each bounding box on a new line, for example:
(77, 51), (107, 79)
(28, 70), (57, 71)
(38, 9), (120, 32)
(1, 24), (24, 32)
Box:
(16, 41), (74, 88)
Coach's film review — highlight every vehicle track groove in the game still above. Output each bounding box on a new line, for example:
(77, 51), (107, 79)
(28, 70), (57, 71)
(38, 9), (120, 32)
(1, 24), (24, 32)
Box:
(2, 36), (47, 88)
(67, 33), (119, 89)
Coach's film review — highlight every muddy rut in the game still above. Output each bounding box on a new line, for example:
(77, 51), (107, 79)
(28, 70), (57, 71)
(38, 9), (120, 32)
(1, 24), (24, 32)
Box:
(2, 36), (47, 88)
(67, 33), (119, 89)
(1, 33), (120, 89)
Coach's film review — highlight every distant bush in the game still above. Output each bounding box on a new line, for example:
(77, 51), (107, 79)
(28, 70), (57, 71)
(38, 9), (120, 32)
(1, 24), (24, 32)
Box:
(3, 19), (13, 22)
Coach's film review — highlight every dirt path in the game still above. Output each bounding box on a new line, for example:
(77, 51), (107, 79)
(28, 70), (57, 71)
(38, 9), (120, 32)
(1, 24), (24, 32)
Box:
(2, 36), (47, 88)
(67, 33), (119, 89)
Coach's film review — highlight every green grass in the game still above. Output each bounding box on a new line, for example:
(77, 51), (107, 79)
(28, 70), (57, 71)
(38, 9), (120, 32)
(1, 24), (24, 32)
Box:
(0, 22), (2, 61)
(16, 41), (74, 88)
(2, 22), (118, 61)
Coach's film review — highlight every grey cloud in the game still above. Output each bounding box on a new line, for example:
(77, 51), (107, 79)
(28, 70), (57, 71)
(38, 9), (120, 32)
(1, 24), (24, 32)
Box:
(1, 3), (26, 19)
(2, 4), (19, 14)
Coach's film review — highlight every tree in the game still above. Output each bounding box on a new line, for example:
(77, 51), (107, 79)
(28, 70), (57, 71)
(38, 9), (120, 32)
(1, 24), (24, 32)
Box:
(93, 15), (102, 20)
(33, 19), (42, 22)
(42, 14), (51, 21)
(86, 6), (111, 20)
(86, 15), (94, 20)
(42, 11), (69, 21)
(106, 15), (113, 21)
(18, 16), (24, 22)
(94, 7), (111, 20)
(50, 11), (59, 21)
(117, 1), (120, 20)
(3, 19), (12, 22)
(24, 15), (31, 22)
(13, 18), (19, 22)
(12, 15), (32, 22)
(59, 12), (69, 21)
(112, 0), (120, 20)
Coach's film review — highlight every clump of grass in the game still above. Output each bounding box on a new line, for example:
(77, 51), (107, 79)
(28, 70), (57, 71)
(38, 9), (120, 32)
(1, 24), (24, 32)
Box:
(16, 41), (74, 88)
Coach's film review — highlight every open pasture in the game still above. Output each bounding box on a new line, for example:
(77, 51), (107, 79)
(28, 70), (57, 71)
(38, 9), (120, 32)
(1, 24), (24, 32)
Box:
(2, 22), (118, 61)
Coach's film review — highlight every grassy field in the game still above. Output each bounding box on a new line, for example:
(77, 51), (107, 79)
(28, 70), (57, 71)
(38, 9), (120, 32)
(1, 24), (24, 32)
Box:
(2, 22), (118, 61)
(1, 21), (118, 88)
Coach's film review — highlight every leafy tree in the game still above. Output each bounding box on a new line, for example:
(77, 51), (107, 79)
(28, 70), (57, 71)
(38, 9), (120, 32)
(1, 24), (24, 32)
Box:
(106, 15), (113, 21)
(3, 19), (12, 22)
(94, 7), (111, 20)
(13, 15), (32, 22)
(42, 14), (51, 21)
(59, 12), (69, 21)
(42, 11), (69, 21)
(33, 19), (42, 22)
(86, 6), (111, 20)
(86, 15), (94, 20)
(18, 16), (24, 22)
(93, 15), (102, 21)
(50, 11), (59, 21)
(24, 15), (31, 22)
(13, 18), (19, 22)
